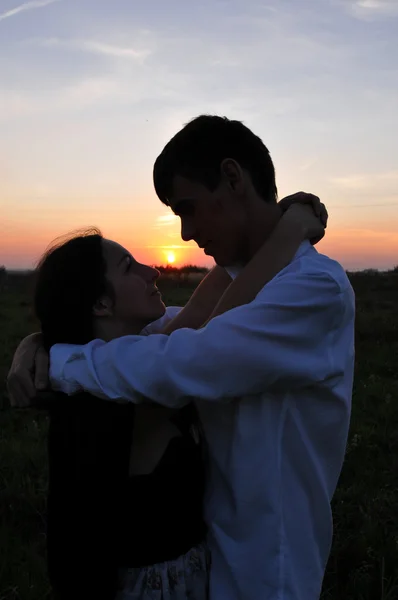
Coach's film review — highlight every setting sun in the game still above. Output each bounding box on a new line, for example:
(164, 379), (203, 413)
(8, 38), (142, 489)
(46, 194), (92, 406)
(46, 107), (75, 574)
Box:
(166, 251), (176, 264)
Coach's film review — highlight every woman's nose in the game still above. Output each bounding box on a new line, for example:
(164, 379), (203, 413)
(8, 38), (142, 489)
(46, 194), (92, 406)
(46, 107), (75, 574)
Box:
(149, 266), (160, 281)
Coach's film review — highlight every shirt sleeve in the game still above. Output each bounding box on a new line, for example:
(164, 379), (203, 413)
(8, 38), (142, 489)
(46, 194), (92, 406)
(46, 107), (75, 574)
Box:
(50, 272), (349, 407)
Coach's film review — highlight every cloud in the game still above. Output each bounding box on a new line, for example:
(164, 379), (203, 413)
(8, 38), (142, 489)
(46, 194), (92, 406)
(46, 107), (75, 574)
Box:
(356, 0), (398, 10)
(330, 171), (398, 191)
(156, 214), (179, 224)
(145, 245), (192, 249)
(40, 37), (152, 61)
(2, 0), (397, 149)
(343, 0), (398, 18)
(152, 214), (179, 230)
(82, 40), (150, 60)
(0, 77), (121, 120)
(4, 4), (378, 123)
(297, 158), (318, 173)
(0, 0), (59, 23)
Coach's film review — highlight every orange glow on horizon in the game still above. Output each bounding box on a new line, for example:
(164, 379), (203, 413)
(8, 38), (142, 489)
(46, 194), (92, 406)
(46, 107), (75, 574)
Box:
(2, 218), (398, 272)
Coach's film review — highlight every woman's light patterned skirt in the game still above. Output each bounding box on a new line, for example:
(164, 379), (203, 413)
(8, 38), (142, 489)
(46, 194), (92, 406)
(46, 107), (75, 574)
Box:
(116, 543), (210, 600)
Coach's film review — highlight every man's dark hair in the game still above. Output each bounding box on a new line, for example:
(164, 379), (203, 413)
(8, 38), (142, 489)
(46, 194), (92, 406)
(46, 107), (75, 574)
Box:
(153, 115), (278, 205)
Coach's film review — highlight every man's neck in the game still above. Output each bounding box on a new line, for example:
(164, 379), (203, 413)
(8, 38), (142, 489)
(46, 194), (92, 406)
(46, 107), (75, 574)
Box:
(245, 200), (282, 261)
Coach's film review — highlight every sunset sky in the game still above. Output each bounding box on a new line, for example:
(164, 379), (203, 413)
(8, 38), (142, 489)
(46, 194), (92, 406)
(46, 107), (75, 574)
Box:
(1, 0), (398, 270)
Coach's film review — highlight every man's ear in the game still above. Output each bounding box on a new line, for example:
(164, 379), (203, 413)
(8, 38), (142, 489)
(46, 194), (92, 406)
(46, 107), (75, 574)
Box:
(93, 296), (113, 318)
(220, 158), (245, 194)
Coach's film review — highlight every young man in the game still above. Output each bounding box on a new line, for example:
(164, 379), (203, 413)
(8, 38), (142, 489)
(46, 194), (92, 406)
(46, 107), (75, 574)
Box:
(8, 116), (355, 599)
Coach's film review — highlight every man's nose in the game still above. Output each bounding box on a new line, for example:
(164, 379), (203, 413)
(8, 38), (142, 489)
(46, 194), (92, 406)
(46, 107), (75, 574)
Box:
(181, 218), (195, 242)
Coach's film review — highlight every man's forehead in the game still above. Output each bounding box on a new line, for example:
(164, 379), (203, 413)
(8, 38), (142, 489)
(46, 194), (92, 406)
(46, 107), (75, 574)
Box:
(169, 176), (203, 197)
(167, 176), (205, 209)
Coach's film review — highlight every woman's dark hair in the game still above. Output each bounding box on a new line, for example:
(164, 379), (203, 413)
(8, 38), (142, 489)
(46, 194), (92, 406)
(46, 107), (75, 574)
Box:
(153, 114), (278, 205)
(34, 228), (111, 352)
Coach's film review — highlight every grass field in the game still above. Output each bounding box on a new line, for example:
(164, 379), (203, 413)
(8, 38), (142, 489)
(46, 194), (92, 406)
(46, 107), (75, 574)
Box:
(1, 270), (398, 600)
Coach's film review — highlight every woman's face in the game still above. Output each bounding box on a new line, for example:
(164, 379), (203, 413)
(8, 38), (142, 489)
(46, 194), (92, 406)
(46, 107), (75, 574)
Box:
(101, 239), (166, 328)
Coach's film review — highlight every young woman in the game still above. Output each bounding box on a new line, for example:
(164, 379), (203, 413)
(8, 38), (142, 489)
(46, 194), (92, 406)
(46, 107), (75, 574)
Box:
(35, 232), (212, 600)
(27, 201), (324, 599)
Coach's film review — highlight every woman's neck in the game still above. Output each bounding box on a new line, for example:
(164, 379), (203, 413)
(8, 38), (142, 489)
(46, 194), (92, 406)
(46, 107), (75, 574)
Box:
(93, 319), (145, 342)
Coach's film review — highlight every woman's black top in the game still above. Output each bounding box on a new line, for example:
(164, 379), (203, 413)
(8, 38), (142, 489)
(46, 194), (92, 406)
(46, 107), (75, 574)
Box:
(46, 392), (206, 600)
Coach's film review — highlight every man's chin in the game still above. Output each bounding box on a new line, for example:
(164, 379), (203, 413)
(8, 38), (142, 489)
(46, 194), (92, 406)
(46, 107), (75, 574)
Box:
(204, 245), (238, 267)
(212, 253), (235, 268)
(214, 258), (229, 267)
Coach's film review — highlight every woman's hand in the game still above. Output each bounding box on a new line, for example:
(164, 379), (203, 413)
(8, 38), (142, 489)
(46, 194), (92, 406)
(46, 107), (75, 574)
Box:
(279, 192), (328, 245)
(7, 333), (49, 408)
(282, 203), (326, 245)
(279, 191), (328, 223)
(203, 195), (326, 322)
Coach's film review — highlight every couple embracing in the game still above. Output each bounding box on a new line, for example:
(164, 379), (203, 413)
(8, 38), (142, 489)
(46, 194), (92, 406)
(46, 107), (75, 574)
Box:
(8, 115), (355, 600)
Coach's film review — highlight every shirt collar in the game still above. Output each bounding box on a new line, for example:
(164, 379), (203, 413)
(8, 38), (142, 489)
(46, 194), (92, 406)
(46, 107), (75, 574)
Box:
(225, 240), (312, 281)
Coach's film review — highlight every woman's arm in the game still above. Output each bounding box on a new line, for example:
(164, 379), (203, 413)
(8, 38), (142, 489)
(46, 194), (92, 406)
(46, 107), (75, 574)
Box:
(161, 266), (231, 334)
(203, 203), (324, 323)
(5, 194), (325, 406)
(162, 193), (326, 334)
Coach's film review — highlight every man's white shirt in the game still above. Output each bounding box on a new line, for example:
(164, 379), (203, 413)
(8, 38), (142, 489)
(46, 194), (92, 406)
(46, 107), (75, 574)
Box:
(50, 241), (355, 600)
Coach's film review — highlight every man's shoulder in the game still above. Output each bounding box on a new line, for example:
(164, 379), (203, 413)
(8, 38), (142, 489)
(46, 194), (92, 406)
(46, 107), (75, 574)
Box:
(305, 247), (351, 292)
(277, 245), (352, 296)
